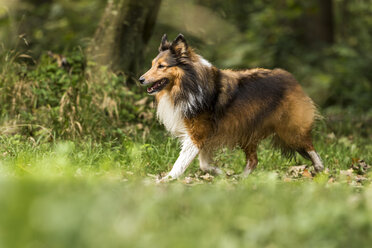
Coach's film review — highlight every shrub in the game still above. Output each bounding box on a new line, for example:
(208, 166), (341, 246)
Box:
(0, 47), (156, 141)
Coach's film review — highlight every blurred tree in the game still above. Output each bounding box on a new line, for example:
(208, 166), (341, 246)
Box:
(10, 0), (54, 51)
(1, 0), (106, 56)
(299, 0), (334, 46)
(88, 0), (162, 82)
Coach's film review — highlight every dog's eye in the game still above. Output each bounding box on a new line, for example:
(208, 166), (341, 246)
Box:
(158, 64), (165, 69)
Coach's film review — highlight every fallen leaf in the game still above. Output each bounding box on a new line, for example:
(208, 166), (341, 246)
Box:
(352, 158), (360, 164)
(225, 169), (235, 176)
(183, 177), (194, 184)
(355, 175), (367, 183)
(340, 169), (354, 177)
(200, 173), (214, 181)
(287, 165), (307, 178)
(351, 159), (371, 175)
(302, 169), (312, 178)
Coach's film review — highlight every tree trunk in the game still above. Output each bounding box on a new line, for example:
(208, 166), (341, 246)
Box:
(88, 0), (162, 81)
(300, 0), (334, 46)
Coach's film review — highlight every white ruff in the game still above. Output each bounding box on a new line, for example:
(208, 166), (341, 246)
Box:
(198, 55), (212, 67)
(156, 93), (187, 137)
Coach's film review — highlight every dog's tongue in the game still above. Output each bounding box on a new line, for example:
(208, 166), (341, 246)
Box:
(147, 81), (160, 93)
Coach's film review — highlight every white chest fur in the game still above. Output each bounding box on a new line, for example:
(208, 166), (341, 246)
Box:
(156, 94), (187, 137)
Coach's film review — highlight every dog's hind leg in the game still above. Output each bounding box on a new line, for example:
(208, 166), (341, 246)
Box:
(284, 131), (324, 172)
(303, 149), (324, 172)
(242, 144), (258, 176)
(199, 149), (222, 175)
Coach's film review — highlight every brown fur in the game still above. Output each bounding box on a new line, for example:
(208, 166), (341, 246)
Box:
(188, 69), (316, 150)
(140, 34), (323, 176)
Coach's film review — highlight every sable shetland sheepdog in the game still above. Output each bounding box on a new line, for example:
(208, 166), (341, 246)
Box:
(139, 34), (324, 181)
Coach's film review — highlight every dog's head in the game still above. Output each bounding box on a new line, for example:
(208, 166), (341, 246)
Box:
(139, 34), (193, 95)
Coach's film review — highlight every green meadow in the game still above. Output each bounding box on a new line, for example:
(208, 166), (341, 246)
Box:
(1, 118), (372, 247)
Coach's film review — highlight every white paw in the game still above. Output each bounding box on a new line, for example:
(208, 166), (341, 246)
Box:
(156, 174), (176, 183)
(241, 168), (252, 178)
(314, 164), (324, 172)
(211, 167), (223, 175)
(202, 166), (223, 175)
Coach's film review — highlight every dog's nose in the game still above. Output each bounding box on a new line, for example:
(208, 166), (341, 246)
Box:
(139, 76), (145, 84)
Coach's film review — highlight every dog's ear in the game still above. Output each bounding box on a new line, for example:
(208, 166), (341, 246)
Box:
(159, 34), (170, 52)
(171, 34), (188, 57)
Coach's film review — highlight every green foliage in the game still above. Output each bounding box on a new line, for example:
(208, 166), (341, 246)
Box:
(159, 0), (372, 110)
(0, 0), (106, 54)
(0, 48), (156, 140)
(2, 0), (372, 110)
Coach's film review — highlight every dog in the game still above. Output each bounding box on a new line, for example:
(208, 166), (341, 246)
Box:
(139, 34), (324, 181)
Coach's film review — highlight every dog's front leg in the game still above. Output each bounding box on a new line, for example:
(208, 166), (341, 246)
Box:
(158, 136), (199, 182)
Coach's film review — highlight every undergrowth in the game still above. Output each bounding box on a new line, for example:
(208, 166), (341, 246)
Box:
(0, 46), (156, 141)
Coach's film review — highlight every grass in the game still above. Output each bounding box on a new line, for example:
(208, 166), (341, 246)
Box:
(0, 116), (372, 248)
(1, 117), (371, 179)
(2, 179), (372, 248)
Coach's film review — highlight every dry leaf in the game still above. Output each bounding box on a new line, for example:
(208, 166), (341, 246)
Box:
(225, 169), (235, 176)
(340, 169), (353, 177)
(351, 159), (371, 175)
(355, 175), (367, 183)
(183, 177), (193, 184)
(352, 157), (360, 164)
(302, 169), (312, 178)
(287, 165), (307, 178)
(200, 173), (214, 181)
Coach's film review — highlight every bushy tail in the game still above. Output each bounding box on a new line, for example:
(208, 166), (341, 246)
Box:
(271, 135), (311, 161)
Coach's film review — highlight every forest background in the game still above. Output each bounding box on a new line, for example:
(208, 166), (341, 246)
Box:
(0, 1), (372, 247)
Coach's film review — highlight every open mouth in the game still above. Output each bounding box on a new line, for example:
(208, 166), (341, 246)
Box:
(147, 78), (169, 94)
